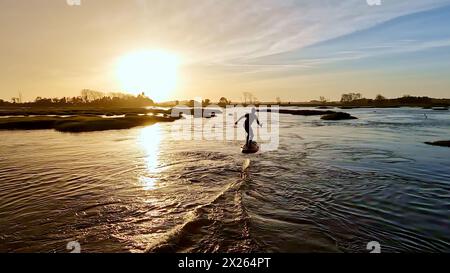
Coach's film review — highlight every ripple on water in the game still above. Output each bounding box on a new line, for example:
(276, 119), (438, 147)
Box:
(0, 108), (449, 252)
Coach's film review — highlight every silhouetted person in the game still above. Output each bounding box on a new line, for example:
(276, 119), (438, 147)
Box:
(235, 108), (262, 147)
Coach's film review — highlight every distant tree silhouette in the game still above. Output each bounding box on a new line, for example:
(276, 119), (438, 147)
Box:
(0, 93), (447, 108)
(218, 97), (229, 107)
(81, 89), (105, 101)
(188, 99), (201, 107)
(375, 94), (386, 101)
(0, 90), (154, 107)
(202, 99), (211, 107)
(396, 95), (432, 105)
(242, 92), (255, 104)
(337, 94), (436, 107)
(341, 93), (362, 103)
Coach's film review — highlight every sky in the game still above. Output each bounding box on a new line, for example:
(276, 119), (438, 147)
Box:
(0, 0), (450, 102)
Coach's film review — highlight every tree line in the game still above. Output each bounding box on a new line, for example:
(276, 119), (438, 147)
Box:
(1, 91), (449, 108)
(0, 89), (154, 107)
(338, 93), (449, 106)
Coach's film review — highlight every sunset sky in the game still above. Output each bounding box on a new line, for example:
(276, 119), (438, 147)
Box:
(1, 0), (450, 102)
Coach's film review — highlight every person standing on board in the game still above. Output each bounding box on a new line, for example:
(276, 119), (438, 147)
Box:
(235, 108), (262, 147)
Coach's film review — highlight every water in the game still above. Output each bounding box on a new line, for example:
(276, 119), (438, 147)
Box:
(0, 107), (449, 253)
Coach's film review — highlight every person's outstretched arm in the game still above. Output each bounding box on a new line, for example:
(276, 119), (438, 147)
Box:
(256, 115), (262, 127)
(235, 115), (245, 125)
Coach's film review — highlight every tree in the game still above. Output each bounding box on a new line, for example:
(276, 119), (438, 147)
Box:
(188, 99), (201, 107)
(81, 89), (105, 102)
(202, 99), (211, 106)
(276, 97), (281, 104)
(218, 97), (229, 106)
(341, 93), (362, 103)
(242, 92), (254, 104)
(319, 96), (328, 103)
(375, 94), (386, 101)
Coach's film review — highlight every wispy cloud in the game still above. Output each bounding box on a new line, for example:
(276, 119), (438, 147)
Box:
(215, 1), (450, 74)
(150, 0), (450, 63)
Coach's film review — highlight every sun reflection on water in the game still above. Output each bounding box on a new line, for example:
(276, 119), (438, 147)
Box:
(138, 124), (162, 190)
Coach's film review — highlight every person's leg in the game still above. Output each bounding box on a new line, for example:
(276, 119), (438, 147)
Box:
(248, 127), (254, 145)
(244, 123), (250, 146)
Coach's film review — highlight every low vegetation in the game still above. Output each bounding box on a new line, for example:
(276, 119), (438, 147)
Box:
(0, 115), (179, 133)
(0, 106), (171, 117)
(424, 141), (450, 148)
(321, 112), (358, 120)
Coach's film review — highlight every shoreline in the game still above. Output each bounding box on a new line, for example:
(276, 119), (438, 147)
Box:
(0, 104), (447, 132)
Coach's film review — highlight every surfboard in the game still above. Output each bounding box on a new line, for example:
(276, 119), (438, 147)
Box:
(241, 141), (259, 154)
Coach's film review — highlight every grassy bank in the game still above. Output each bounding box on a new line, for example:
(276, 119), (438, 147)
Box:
(262, 109), (357, 119)
(321, 112), (358, 120)
(0, 115), (179, 133)
(0, 106), (171, 117)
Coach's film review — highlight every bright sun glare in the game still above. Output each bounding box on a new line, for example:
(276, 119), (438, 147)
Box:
(116, 50), (179, 102)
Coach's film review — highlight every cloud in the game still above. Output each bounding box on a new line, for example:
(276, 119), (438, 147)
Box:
(140, 0), (450, 64)
(211, 1), (450, 74)
(1, 0), (450, 100)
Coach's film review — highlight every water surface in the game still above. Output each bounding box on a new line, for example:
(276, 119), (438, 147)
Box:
(0, 107), (449, 252)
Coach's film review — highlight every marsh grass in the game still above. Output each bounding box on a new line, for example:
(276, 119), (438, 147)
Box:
(321, 112), (358, 120)
(424, 140), (450, 147)
(0, 106), (171, 117)
(0, 115), (178, 133)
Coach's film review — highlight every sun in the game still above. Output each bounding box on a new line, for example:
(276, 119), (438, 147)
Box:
(116, 50), (179, 102)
